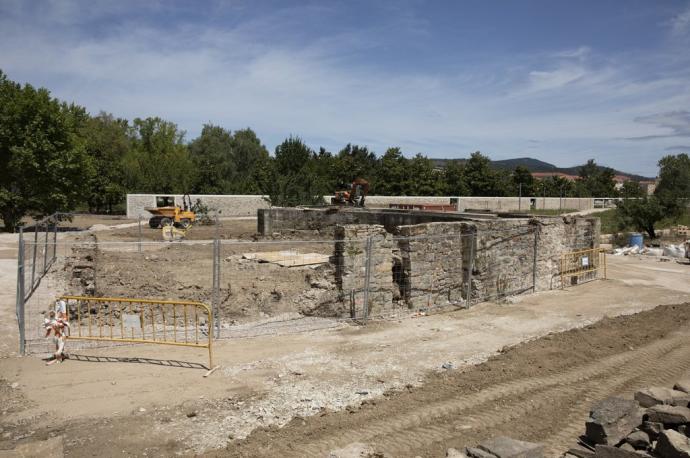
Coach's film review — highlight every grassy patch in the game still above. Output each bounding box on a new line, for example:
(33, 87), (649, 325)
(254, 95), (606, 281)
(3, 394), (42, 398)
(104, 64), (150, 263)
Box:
(599, 208), (690, 235)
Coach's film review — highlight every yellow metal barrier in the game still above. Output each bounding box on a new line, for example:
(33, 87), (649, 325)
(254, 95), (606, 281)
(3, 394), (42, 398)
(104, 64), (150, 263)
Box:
(560, 247), (606, 288)
(60, 296), (214, 370)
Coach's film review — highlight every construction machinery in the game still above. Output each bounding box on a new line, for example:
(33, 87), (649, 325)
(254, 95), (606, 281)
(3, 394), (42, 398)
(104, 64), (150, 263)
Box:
(145, 194), (196, 229)
(331, 178), (369, 207)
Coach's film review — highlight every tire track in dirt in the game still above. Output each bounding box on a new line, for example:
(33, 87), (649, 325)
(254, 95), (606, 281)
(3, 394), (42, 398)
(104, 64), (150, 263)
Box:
(295, 328), (690, 457)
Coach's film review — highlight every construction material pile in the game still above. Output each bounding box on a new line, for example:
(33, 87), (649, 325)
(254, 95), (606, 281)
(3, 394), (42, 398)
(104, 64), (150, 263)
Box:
(562, 380), (690, 457)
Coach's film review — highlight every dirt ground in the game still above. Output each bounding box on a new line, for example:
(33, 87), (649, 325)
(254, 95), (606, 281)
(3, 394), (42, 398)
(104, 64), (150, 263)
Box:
(216, 303), (690, 457)
(2, 217), (690, 457)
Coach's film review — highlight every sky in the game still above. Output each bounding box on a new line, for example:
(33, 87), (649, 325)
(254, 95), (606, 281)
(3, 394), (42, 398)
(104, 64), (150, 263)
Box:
(1, 0), (690, 177)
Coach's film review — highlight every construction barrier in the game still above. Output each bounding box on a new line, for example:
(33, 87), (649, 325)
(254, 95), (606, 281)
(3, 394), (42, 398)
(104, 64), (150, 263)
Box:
(560, 247), (606, 288)
(60, 296), (214, 369)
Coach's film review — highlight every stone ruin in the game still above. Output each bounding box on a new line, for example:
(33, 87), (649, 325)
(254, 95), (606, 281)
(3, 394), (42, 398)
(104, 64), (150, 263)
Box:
(259, 207), (601, 318)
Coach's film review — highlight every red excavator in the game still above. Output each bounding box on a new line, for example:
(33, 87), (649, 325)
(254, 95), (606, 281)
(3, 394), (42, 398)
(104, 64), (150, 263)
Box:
(331, 178), (369, 207)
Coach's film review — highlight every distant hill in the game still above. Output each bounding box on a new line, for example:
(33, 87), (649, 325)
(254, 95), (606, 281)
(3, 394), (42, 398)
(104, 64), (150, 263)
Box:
(430, 157), (655, 181)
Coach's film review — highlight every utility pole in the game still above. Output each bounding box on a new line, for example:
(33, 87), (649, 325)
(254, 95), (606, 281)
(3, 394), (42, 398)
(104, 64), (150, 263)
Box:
(518, 182), (522, 212)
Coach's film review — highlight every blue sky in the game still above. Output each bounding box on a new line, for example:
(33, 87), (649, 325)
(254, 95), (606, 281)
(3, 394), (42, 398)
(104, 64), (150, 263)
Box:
(2, 1), (690, 177)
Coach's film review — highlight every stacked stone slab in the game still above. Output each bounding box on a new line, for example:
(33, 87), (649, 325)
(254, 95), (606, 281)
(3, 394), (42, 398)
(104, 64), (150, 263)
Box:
(396, 222), (470, 309)
(456, 436), (545, 457)
(334, 224), (394, 318)
(563, 380), (690, 457)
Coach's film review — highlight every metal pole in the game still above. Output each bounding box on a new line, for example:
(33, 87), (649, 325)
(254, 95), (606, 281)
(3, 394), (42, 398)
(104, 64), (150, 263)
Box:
(138, 215), (142, 253)
(465, 231), (475, 308)
(362, 236), (373, 321)
(53, 218), (58, 266)
(542, 184), (546, 210)
(43, 223), (49, 274)
(212, 239), (220, 338)
(532, 226), (539, 292)
(16, 229), (26, 355)
(518, 183), (522, 212)
(31, 225), (38, 289)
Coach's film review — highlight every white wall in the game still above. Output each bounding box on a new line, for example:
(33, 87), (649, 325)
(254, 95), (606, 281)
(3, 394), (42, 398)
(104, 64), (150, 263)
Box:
(127, 193), (611, 218)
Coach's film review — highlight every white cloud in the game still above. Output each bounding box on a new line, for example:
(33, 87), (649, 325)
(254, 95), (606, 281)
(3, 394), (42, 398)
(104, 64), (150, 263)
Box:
(671, 4), (690, 36)
(1, 1), (690, 176)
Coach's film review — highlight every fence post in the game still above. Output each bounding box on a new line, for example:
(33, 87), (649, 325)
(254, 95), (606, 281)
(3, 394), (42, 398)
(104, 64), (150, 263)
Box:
(16, 229), (26, 355)
(43, 223), (49, 274)
(138, 215), (142, 253)
(52, 217), (58, 266)
(362, 236), (373, 321)
(532, 226), (539, 292)
(212, 239), (221, 338)
(465, 231), (475, 308)
(31, 225), (38, 289)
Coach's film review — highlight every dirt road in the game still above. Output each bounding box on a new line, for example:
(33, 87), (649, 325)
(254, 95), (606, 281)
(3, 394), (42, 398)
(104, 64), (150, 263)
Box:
(219, 303), (690, 457)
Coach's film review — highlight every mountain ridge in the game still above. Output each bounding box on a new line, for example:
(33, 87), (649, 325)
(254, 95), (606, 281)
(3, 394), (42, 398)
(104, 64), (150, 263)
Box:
(429, 157), (655, 181)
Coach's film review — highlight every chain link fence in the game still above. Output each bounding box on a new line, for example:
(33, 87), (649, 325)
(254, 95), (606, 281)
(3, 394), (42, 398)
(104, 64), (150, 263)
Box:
(16, 216), (600, 355)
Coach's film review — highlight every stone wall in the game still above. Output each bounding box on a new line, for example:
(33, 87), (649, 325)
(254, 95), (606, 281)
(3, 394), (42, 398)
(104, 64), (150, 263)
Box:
(330, 215), (600, 315)
(334, 225), (394, 318)
(395, 222), (470, 309)
(257, 207), (497, 236)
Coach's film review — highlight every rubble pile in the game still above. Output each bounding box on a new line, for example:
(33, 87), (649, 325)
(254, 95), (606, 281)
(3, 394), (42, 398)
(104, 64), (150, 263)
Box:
(562, 379), (690, 457)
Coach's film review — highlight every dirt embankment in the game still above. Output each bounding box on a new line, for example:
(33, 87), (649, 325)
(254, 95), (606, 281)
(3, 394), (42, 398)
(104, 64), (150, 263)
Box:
(215, 303), (690, 458)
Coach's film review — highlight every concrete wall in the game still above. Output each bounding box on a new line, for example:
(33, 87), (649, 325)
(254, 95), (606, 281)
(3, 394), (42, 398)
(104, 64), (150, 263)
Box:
(126, 194), (270, 218)
(128, 193), (614, 219)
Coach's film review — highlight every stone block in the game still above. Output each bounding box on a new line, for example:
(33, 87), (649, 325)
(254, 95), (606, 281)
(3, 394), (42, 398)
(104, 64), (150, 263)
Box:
(635, 387), (690, 408)
(586, 397), (643, 446)
(465, 447), (498, 458)
(625, 430), (650, 449)
(645, 405), (690, 425)
(675, 380), (690, 394)
(447, 448), (469, 458)
(640, 421), (663, 441)
(477, 436), (544, 458)
(655, 429), (690, 458)
(564, 448), (595, 458)
(593, 445), (639, 457)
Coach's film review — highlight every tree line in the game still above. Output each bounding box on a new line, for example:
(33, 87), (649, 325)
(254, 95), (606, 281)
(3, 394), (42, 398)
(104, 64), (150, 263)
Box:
(1, 70), (687, 233)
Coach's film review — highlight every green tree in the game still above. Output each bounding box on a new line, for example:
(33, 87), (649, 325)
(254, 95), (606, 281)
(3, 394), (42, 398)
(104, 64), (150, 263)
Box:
(615, 196), (665, 239)
(654, 153), (690, 215)
(615, 153), (690, 238)
(576, 159), (616, 197)
(123, 117), (194, 194)
(512, 166), (536, 196)
(443, 160), (469, 196)
(266, 137), (326, 206)
(230, 128), (270, 193)
(82, 112), (130, 213)
(463, 151), (504, 196)
(407, 154), (444, 196)
(188, 124), (235, 194)
(374, 148), (409, 195)
(0, 71), (93, 231)
(331, 144), (377, 187)
(619, 180), (644, 199)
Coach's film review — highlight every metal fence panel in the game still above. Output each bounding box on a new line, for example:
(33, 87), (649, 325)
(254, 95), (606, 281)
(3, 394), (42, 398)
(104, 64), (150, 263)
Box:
(16, 215), (601, 355)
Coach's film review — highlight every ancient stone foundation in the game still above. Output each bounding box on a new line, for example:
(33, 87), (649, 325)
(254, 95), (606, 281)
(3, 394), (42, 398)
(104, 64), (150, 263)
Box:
(263, 207), (600, 318)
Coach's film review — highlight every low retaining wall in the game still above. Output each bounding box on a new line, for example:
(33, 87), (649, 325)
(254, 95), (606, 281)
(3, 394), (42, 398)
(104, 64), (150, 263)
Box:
(127, 194), (613, 219)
